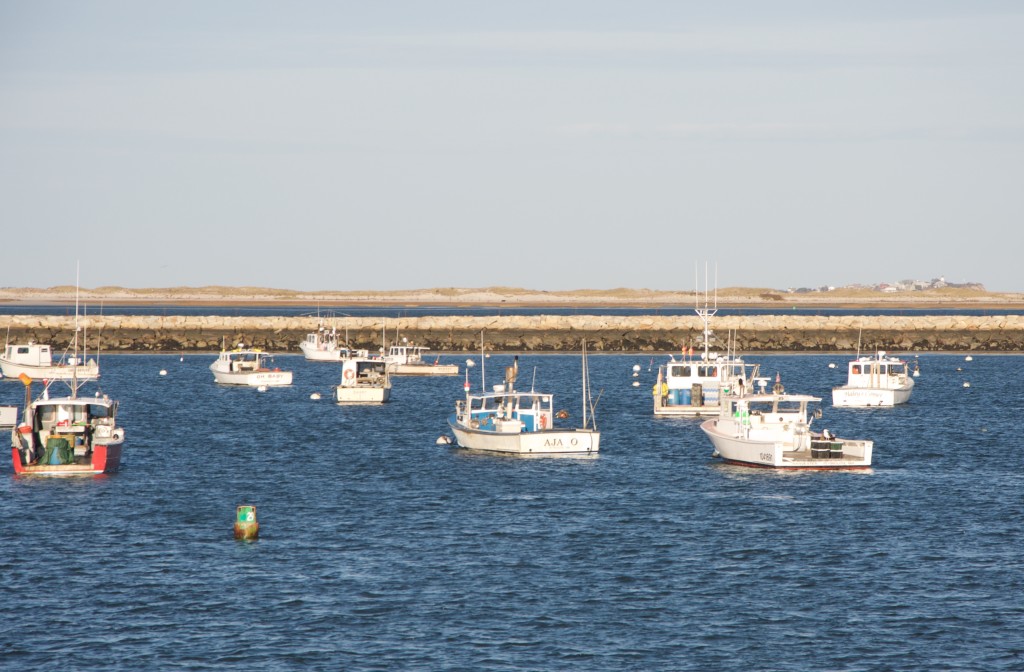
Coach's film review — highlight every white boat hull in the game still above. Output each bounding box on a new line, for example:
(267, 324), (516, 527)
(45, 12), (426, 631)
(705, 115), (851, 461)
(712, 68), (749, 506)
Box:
(700, 419), (872, 469)
(832, 385), (912, 407)
(335, 385), (390, 404)
(388, 363), (459, 376)
(653, 400), (722, 417)
(299, 343), (345, 362)
(0, 360), (100, 381)
(449, 419), (599, 455)
(212, 370), (293, 386)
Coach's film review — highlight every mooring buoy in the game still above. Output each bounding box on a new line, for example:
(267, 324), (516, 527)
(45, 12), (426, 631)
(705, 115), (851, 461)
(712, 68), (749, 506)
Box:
(234, 505), (259, 540)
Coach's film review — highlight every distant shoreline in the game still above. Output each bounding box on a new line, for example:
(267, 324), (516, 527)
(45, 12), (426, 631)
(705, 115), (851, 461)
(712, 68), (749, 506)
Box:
(2, 299), (1024, 311)
(1, 286), (1023, 311)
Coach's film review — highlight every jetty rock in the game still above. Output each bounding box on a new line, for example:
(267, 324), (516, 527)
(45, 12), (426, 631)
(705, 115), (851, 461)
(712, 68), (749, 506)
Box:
(0, 314), (1021, 353)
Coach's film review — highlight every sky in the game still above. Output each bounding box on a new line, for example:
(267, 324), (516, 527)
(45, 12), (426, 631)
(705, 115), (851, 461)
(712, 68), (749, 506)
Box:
(1, 1), (1022, 292)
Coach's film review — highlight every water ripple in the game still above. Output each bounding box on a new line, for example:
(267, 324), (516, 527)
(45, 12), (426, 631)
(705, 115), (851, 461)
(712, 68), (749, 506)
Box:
(1, 353), (1023, 670)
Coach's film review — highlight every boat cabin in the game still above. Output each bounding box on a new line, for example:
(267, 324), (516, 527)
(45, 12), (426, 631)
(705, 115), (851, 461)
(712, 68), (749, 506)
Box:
(222, 350), (270, 372)
(848, 357), (908, 382)
(457, 387), (554, 434)
(660, 354), (757, 406)
(340, 358), (388, 387)
(385, 345), (431, 365)
(3, 342), (57, 367)
(716, 393), (821, 443)
(304, 330), (339, 351)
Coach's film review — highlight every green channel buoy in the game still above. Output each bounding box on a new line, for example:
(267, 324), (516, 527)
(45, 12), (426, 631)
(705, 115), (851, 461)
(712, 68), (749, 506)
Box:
(234, 505), (259, 540)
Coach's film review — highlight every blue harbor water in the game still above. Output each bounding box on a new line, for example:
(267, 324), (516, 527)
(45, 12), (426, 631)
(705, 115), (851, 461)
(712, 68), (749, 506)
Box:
(1, 353), (1022, 670)
(1, 303), (1021, 318)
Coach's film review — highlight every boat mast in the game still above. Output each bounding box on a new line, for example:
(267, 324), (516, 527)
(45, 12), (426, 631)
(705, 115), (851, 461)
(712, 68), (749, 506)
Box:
(581, 339), (588, 429)
(71, 262), (80, 398)
(695, 262), (718, 362)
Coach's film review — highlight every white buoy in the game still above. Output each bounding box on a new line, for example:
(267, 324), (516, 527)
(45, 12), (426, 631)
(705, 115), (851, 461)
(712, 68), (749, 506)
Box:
(436, 435), (453, 445)
(963, 381), (971, 388)
(632, 364), (641, 372)
(159, 369), (167, 376)
(632, 372), (639, 378)
(632, 381), (640, 387)
(310, 392), (321, 400)
(466, 359), (476, 368)
(828, 363), (836, 369)
(257, 385), (268, 392)
(965, 355), (973, 361)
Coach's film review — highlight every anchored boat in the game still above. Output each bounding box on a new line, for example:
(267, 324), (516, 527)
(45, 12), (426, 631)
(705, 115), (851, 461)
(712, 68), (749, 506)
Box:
(446, 342), (599, 456)
(210, 345), (293, 387)
(832, 351), (914, 407)
(654, 268), (758, 417)
(5, 270), (123, 476)
(9, 374), (125, 476)
(1, 340), (100, 381)
(700, 383), (873, 469)
(383, 343), (458, 376)
(335, 351), (391, 404)
(299, 317), (359, 363)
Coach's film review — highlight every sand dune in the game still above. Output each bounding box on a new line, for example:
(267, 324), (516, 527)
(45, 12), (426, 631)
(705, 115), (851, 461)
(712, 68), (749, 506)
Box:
(0, 285), (1021, 308)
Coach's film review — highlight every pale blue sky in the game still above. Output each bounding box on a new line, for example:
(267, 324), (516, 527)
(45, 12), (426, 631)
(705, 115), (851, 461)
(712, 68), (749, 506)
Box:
(2, 1), (1021, 292)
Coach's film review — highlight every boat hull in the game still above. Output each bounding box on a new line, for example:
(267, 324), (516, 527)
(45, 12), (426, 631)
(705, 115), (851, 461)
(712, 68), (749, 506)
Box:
(0, 360), (100, 381)
(448, 417), (599, 455)
(832, 386), (912, 407)
(11, 441), (124, 476)
(212, 370), (293, 386)
(700, 419), (872, 469)
(335, 386), (391, 404)
(653, 401), (722, 417)
(299, 343), (344, 362)
(388, 363), (459, 376)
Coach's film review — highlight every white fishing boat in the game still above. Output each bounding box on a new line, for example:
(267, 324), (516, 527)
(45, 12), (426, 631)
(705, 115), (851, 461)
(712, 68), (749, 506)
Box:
(700, 382), (873, 469)
(446, 342), (599, 456)
(210, 345), (293, 387)
(335, 351), (391, 404)
(1, 340), (100, 381)
(383, 343), (459, 376)
(832, 351), (914, 407)
(654, 267), (759, 417)
(299, 319), (356, 362)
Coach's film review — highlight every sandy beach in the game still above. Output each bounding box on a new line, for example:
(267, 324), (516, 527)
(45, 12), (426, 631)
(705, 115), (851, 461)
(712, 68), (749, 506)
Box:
(1, 286), (1023, 310)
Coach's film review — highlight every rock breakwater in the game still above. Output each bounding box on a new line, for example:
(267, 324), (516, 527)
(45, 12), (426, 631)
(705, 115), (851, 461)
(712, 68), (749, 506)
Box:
(1, 314), (1022, 353)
